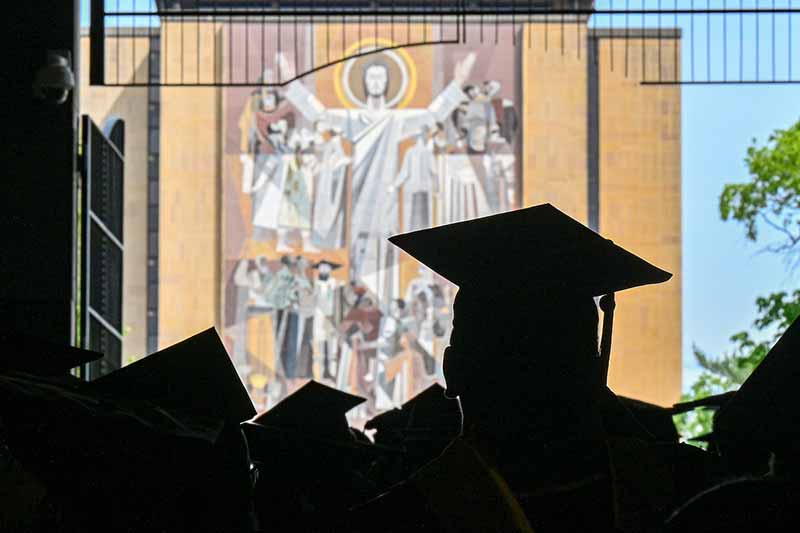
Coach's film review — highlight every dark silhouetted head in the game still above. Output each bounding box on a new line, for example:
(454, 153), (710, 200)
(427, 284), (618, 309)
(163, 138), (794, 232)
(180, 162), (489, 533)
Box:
(444, 288), (602, 442)
(389, 204), (672, 444)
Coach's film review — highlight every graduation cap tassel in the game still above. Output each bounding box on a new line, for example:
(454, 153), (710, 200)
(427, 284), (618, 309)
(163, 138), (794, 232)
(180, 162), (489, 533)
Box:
(599, 293), (616, 385)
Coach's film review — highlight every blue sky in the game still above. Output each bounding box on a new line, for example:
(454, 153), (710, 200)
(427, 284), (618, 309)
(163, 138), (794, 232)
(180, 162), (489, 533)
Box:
(594, 1), (800, 390)
(82, 1), (159, 27)
(83, 1), (800, 390)
(682, 86), (800, 390)
(591, 1), (800, 390)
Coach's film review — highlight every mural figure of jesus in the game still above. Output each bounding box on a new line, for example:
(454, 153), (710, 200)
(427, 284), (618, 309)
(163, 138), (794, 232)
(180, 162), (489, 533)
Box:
(279, 52), (476, 303)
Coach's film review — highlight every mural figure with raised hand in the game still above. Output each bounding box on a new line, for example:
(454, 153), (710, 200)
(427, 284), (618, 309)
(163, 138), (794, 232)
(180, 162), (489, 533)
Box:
(280, 51), (476, 302)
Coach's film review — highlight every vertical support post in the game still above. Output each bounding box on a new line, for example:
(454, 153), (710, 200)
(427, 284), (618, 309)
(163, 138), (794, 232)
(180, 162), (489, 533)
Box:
(90, 0), (105, 85)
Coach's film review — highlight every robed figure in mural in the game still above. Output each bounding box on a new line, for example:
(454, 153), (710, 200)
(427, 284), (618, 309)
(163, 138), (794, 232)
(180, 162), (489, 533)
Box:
(311, 122), (350, 250)
(438, 79), (519, 226)
(279, 52), (477, 303)
(391, 126), (439, 233)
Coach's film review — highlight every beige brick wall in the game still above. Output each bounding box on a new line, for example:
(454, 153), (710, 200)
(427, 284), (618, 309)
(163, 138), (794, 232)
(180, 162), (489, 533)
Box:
(521, 21), (589, 224)
(158, 21), (223, 348)
(522, 25), (682, 405)
(598, 35), (682, 405)
(79, 35), (150, 362)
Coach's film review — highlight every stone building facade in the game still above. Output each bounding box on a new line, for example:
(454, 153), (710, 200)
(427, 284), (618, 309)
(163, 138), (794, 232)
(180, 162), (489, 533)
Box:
(80, 20), (682, 408)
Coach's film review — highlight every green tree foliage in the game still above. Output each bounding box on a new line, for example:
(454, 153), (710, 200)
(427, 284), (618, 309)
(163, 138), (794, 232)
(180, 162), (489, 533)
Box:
(719, 120), (800, 258)
(676, 119), (800, 442)
(674, 296), (787, 442)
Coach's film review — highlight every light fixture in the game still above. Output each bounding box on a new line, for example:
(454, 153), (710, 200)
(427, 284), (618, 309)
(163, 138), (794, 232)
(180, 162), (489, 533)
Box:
(32, 50), (76, 105)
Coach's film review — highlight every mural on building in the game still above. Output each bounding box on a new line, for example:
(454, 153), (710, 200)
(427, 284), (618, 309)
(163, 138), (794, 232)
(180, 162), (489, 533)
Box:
(222, 29), (521, 418)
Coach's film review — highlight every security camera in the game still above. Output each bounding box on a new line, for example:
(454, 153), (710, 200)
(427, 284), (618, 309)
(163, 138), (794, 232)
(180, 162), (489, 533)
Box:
(33, 50), (76, 105)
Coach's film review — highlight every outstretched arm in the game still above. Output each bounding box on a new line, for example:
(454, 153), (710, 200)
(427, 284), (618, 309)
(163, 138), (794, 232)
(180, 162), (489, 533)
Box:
(278, 53), (351, 133)
(277, 53), (327, 123)
(428, 52), (476, 122)
(403, 53), (476, 135)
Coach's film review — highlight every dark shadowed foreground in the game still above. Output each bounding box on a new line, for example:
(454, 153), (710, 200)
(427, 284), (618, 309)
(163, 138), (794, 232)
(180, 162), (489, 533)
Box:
(2, 205), (799, 532)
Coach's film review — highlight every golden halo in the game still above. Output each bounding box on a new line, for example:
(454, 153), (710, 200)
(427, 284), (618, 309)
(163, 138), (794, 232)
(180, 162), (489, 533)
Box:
(333, 38), (418, 109)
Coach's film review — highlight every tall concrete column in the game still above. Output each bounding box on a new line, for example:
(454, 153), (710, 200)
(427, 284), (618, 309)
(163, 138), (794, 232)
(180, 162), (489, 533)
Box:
(0, 0), (80, 345)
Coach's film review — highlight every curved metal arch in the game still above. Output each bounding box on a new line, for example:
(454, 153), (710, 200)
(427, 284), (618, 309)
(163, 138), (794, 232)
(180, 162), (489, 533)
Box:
(264, 38), (460, 87)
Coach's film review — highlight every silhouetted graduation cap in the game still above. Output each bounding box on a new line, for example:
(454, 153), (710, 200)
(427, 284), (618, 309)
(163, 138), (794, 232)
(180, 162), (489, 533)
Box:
(670, 391), (736, 415)
(366, 383), (461, 439)
(364, 405), (407, 435)
(714, 315), (800, 448)
(618, 396), (680, 442)
(363, 384), (462, 489)
(0, 330), (102, 376)
(245, 383), (387, 532)
(90, 327), (255, 425)
(665, 392), (736, 447)
(389, 203), (671, 297)
(251, 380), (365, 442)
(405, 383), (461, 430)
(596, 387), (655, 440)
(688, 432), (715, 443)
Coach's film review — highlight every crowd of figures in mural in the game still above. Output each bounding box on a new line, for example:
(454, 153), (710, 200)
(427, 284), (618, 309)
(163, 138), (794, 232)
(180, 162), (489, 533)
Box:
(225, 47), (519, 416)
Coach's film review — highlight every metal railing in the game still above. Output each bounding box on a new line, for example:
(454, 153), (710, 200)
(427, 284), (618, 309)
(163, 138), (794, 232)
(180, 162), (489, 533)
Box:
(88, 1), (800, 86)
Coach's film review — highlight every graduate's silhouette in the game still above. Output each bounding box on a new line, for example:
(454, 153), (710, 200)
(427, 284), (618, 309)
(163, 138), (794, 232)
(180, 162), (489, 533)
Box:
(664, 314), (800, 532)
(343, 203), (705, 532)
(11, 203), (785, 532)
(0, 328), (256, 532)
(365, 383), (462, 487)
(243, 380), (393, 532)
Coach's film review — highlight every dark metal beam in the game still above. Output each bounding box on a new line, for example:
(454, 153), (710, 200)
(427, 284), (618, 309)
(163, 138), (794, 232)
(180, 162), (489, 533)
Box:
(89, 0), (105, 87)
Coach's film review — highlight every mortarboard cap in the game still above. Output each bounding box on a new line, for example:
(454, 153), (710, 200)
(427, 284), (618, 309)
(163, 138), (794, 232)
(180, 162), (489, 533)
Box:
(618, 396), (680, 442)
(596, 387), (654, 440)
(670, 391), (736, 415)
(90, 328), (255, 425)
(251, 380), (365, 442)
(714, 315), (800, 447)
(389, 204), (671, 297)
(688, 432), (715, 443)
(403, 383), (462, 432)
(364, 406), (407, 435)
(0, 330), (102, 376)
(365, 383), (461, 437)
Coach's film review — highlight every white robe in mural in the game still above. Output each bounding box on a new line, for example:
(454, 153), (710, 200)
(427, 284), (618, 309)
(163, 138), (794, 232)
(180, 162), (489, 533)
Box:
(393, 135), (438, 233)
(440, 154), (492, 225)
(278, 160), (314, 231)
(483, 149), (516, 213)
(250, 152), (293, 232)
(312, 276), (342, 379)
(284, 80), (465, 301)
(312, 135), (350, 249)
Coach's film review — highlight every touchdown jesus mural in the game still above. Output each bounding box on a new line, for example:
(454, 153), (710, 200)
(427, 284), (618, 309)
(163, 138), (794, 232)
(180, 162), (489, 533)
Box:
(222, 26), (521, 417)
